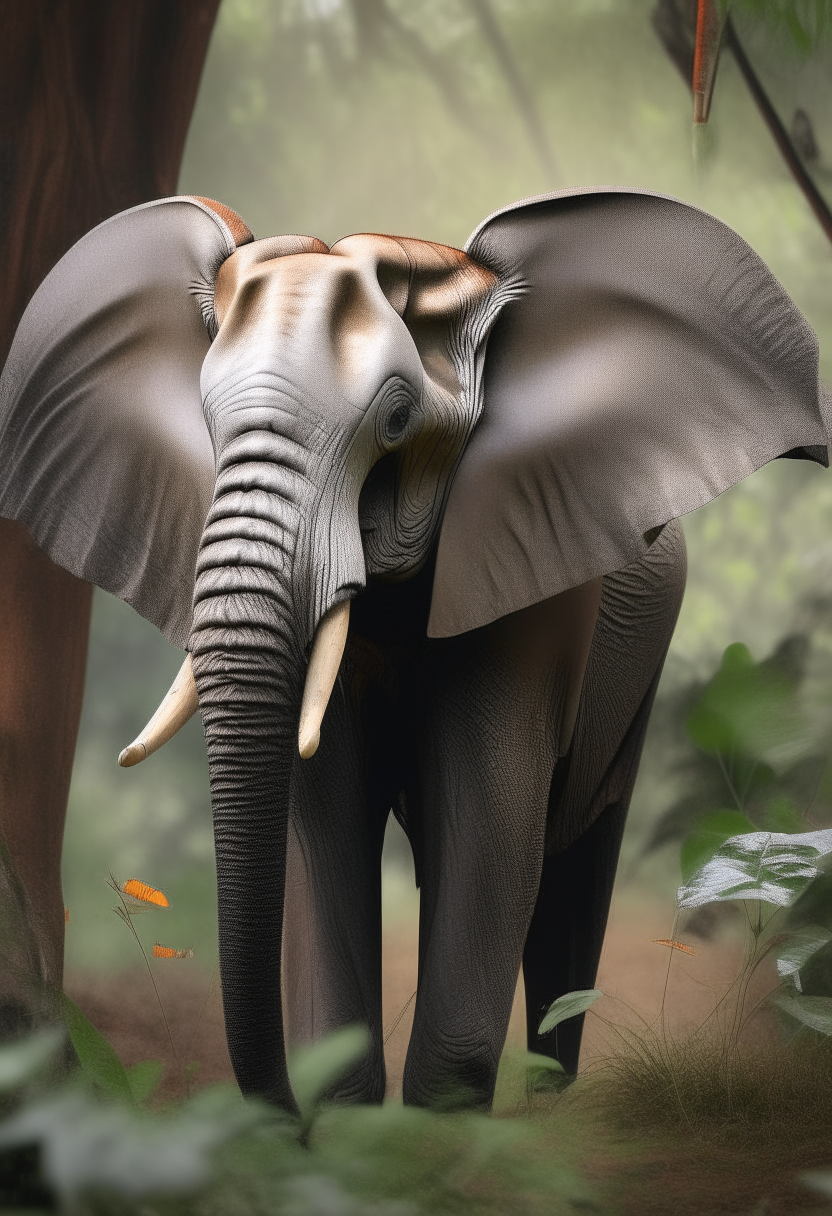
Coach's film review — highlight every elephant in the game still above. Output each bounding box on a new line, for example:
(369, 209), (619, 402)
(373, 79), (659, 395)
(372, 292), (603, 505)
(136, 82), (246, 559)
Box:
(0, 187), (827, 1112)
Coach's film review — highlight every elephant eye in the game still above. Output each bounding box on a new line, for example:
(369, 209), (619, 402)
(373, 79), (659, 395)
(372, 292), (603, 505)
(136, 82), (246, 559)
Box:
(383, 399), (412, 443)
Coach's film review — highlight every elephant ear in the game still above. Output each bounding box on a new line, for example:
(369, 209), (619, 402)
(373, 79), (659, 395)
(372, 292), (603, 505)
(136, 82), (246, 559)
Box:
(428, 188), (830, 638)
(0, 196), (251, 648)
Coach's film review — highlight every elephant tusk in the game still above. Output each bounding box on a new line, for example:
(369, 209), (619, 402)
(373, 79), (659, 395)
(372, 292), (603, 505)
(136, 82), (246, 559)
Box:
(117, 654), (199, 768)
(298, 599), (351, 760)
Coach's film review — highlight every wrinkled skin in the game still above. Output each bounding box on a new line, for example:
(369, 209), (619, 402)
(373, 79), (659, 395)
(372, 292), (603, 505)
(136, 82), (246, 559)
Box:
(0, 188), (826, 1113)
(284, 522), (686, 1106)
(144, 223), (685, 1109)
(190, 231), (502, 1107)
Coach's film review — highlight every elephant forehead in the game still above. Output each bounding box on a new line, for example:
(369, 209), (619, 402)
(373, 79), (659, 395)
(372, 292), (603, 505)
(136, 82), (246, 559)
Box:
(212, 247), (425, 403)
(330, 233), (496, 320)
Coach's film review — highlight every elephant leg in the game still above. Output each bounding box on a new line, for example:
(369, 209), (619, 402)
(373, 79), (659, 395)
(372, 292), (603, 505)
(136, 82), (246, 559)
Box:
(402, 580), (602, 1110)
(523, 520), (687, 1071)
(523, 795), (628, 1071)
(283, 634), (403, 1104)
(0, 521), (91, 1008)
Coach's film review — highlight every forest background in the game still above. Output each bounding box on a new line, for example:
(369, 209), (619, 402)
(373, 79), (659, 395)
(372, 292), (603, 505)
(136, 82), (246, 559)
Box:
(60, 0), (832, 987)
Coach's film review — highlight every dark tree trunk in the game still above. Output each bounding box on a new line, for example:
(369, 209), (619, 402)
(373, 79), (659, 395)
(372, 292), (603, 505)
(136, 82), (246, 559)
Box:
(0, 0), (220, 1015)
(0, 0), (220, 366)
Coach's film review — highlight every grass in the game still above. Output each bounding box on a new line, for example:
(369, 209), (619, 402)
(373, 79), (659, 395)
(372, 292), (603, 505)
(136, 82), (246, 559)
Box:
(5, 950), (832, 1214)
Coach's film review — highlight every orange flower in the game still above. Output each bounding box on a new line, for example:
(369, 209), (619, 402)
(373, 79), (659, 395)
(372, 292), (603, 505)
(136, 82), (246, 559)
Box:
(153, 943), (194, 959)
(650, 938), (698, 956)
(120, 878), (170, 910)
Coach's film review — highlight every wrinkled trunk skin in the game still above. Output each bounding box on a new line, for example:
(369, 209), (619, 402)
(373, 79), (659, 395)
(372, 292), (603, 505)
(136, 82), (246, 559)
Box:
(189, 427), (309, 1112)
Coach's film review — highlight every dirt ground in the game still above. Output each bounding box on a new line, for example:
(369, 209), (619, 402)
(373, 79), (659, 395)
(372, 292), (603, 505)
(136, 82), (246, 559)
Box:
(66, 893), (832, 1215)
(65, 891), (751, 1099)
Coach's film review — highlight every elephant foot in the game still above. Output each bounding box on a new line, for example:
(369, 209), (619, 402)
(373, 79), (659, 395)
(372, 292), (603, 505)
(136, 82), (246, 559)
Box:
(401, 1033), (500, 1111)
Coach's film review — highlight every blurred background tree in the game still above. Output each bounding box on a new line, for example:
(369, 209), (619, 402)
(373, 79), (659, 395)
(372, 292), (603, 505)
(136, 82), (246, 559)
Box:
(62, 0), (832, 972)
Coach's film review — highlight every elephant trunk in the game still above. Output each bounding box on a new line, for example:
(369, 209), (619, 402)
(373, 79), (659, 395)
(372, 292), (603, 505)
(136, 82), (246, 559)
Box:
(189, 434), (327, 1112)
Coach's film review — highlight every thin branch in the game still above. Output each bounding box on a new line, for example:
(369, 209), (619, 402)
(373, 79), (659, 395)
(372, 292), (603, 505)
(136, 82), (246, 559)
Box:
(108, 873), (181, 1087)
(352, 0), (490, 143)
(716, 750), (745, 814)
(467, 0), (560, 182)
(725, 15), (832, 246)
(384, 989), (416, 1044)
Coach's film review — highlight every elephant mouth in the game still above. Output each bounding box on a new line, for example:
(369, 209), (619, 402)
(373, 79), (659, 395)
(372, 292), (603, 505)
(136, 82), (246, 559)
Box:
(117, 597), (352, 767)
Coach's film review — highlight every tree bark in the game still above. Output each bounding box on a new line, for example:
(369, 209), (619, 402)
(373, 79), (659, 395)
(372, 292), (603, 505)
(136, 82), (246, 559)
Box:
(0, 0), (221, 367)
(0, 1), (220, 1013)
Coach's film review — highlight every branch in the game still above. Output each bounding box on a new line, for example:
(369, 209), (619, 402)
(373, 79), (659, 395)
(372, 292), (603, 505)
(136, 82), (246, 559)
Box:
(724, 15), (832, 245)
(349, 0), (490, 143)
(467, 0), (560, 182)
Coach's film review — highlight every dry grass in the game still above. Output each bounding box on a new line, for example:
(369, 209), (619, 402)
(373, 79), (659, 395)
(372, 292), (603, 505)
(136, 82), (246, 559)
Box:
(595, 1026), (832, 1148)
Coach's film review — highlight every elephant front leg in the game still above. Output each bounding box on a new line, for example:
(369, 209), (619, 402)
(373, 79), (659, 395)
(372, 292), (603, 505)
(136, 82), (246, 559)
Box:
(403, 582), (601, 1110)
(283, 634), (404, 1104)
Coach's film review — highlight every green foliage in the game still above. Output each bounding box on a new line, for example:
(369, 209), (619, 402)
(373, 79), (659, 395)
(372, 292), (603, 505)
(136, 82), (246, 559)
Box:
(771, 990), (832, 1034)
(289, 1025), (369, 1121)
(0, 1029), (595, 1215)
(804, 1167), (832, 1197)
(0, 1076), (261, 1211)
(599, 1023), (832, 1147)
(775, 923), (832, 988)
(642, 634), (832, 877)
(538, 989), (602, 1037)
(679, 808), (757, 881)
(685, 641), (803, 758)
(0, 1029), (63, 1094)
(521, 1052), (569, 1099)
(127, 1060), (166, 1105)
(60, 992), (135, 1105)
(734, 0), (832, 52)
(677, 826), (832, 908)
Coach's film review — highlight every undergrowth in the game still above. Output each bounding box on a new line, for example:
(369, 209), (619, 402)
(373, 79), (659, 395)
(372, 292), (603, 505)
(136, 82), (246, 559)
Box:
(596, 1029), (832, 1148)
(5, 637), (832, 1213)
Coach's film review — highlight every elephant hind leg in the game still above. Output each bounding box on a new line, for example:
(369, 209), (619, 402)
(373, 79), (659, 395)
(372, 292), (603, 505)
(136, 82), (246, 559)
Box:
(403, 582), (602, 1110)
(523, 521), (687, 1071)
(522, 796), (628, 1072)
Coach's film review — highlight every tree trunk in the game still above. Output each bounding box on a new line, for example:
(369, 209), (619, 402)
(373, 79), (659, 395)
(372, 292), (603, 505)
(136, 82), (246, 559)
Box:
(0, 0), (220, 366)
(0, 0), (220, 1014)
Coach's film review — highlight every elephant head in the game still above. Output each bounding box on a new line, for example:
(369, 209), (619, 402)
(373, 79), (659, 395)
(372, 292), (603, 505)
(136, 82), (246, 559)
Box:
(0, 188), (827, 1109)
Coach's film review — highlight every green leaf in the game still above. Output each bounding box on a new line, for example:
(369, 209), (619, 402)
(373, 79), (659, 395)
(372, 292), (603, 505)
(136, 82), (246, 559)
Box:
(522, 1051), (565, 1074)
(775, 926), (832, 990)
(60, 992), (134, 1104)
(289, 1025), (369, 1117)
(523, 1051), (569, 1095)
(127, 1060), (165, 1104)
(686, 643), (754, 753)
(771, 991), (832, 1035)
(677, 828), (832, 909)
(0, 1087), (260, 1205)
(680, 810), (756, 882)
(538, 989), (602, 1037)
(0, 1028), (63, 1093)
(685, 642), (802, 760)
(762, 796), (806, 835)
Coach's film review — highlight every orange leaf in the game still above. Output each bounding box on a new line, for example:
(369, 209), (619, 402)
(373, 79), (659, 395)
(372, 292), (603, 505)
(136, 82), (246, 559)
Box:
(153, 943), (194, 959)
(121, 879), (170, 909)
(650, 938), (699, 956)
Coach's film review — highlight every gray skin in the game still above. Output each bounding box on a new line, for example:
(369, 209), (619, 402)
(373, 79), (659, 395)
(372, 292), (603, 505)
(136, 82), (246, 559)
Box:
(0, 189), (827, 1112)
(284, 523), (686, 1106)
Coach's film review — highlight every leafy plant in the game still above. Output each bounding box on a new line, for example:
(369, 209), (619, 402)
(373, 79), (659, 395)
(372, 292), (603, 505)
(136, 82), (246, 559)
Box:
(537, 989), (603, 1038)
(0, 1024), (597, 1215)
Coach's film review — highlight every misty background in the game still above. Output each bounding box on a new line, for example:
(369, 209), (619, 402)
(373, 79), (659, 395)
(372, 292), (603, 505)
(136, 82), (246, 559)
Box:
(61, 0), (832, 976)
